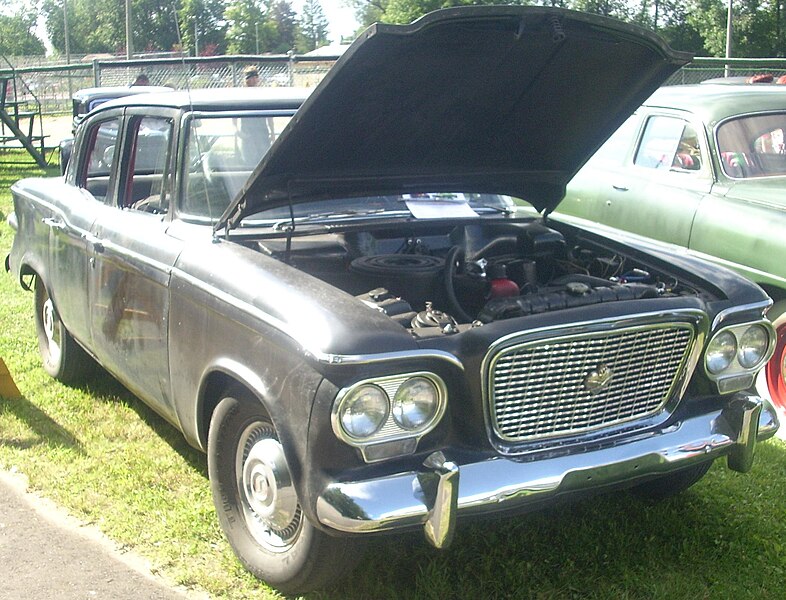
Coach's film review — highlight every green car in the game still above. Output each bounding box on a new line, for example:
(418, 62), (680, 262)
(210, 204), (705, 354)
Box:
(558, 82), (786, 412)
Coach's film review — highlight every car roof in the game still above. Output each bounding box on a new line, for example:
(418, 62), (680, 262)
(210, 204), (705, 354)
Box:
(644, 84), (786, 123)
(96, 87), (312, 113)
(72, 86), (174, 102)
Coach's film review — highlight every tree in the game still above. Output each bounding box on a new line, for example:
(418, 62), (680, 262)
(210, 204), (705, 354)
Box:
(179, 0), (229, 55)
(225, 0), (270, 53)
(43, 0), (125, 54)
(297, 0), (329, 51)
(268, 0), (298, 52)
(347, 0), (389, 30)
(0, 10), (46, 55)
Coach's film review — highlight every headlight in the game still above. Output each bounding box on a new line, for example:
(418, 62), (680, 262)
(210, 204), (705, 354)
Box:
(338, 384), (389, 439)
(704, 319), (776, 395)
(706, 330), (737, 374)
(392, 376), (439, 430)
(738, 324), (769, 368)
(333, 372), (448, 462)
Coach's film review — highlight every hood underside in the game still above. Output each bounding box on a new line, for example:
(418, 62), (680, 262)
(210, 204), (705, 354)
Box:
(218, 6), (691, 232)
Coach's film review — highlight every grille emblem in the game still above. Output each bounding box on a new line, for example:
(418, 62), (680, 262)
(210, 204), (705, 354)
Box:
(584, 364), (614, 395)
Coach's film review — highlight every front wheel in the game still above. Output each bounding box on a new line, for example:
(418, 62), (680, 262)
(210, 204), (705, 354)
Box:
(207, 391), (364, 594)
(34, 277), (94, 385)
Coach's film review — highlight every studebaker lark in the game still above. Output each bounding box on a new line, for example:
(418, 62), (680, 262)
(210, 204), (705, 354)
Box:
(5, 6), (780, 594)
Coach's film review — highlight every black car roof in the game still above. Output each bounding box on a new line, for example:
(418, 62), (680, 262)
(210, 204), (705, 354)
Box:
(96, 87), (312, 113)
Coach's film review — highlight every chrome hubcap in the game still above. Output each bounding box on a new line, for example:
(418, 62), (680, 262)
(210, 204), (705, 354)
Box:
(42, 296), (62, 365)
(238, 423), (303, 552)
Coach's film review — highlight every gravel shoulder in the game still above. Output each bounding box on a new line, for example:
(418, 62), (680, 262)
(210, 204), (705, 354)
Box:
(0, 469), (209, 600)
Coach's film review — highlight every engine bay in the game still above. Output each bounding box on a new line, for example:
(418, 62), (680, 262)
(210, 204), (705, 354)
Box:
(258, 219), (702, 337)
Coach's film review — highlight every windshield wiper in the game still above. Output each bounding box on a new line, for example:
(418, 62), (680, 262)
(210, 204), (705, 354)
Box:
(269, 208), (405, 231)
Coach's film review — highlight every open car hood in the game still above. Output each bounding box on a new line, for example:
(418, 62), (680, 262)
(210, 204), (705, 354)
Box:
(217, 6), (690, 232)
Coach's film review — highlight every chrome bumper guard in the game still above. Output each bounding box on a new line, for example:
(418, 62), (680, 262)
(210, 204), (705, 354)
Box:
(316, 394), (778, 548)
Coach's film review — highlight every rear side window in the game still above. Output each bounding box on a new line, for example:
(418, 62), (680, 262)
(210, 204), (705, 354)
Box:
(80, 118), (121, 202)
(634, 116), (702, 172)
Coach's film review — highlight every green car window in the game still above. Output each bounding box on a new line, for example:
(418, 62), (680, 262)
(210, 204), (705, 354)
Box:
(634, 116), (701, 172)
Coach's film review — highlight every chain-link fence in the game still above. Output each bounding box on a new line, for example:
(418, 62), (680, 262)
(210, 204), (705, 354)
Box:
(1, 54), (341, 115)
(666, 57), (786, 85)
(3, 55), (786, 117)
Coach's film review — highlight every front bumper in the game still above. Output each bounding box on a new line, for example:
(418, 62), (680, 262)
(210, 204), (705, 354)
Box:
(316, 394), (778, 547)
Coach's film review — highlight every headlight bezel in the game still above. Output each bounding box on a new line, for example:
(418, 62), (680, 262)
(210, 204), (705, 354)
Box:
(332, 372), (447, 461)
(704, 319), (776, 393)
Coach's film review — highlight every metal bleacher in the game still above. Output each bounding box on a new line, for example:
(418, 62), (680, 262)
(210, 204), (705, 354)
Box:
(0, 72), (47, 168)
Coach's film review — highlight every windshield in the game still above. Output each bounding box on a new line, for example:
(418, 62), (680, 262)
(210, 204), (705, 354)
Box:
(179, 112), (293, 220)
(242, 193), (514, 228)
(717, 112), (786, 178)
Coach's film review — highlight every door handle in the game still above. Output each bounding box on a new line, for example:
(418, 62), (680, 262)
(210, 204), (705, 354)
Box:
(41, 217), (66, 230)
(612, 184), (629, 192)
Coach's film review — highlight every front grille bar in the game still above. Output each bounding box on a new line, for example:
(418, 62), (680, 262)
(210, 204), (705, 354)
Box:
(487, 323), (695, 442)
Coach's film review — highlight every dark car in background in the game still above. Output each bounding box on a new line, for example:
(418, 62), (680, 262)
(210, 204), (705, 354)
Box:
(559, 82), (786, 414)
(6, 7), (780, 594)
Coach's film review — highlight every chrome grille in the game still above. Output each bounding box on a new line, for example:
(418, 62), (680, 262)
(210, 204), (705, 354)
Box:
(488, 324), (695, 442)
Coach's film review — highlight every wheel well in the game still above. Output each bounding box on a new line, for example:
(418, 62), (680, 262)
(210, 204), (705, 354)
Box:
(19, 264), (39, 291)
(198, 371), (271, 448)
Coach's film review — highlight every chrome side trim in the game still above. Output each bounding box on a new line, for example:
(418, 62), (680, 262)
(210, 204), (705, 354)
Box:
(315, 394), (778, 540)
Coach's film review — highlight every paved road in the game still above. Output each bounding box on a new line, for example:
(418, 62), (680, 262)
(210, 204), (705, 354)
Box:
(0, 470), (207, 600)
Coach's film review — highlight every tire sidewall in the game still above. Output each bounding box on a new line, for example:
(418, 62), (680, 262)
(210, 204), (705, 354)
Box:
(34, 279), (63, 379)
(207, 394), (319, 589)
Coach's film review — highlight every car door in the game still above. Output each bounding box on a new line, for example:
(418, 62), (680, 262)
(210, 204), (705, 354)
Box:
(87, 109), (184, 421)
(566, 112), (713, 248)
(42, 113), (124, 349)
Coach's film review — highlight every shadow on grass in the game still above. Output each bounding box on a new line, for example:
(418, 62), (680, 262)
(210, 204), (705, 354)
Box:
(77, 373), (208, 478)
(0, 393), (86, 454)
(310, 440), (786, 599)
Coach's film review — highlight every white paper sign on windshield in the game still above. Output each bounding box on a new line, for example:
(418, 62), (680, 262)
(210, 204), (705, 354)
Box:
(404, 193), (479, 219)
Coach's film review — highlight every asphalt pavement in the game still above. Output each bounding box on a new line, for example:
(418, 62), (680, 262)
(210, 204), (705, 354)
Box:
(0, 470), (207, 600)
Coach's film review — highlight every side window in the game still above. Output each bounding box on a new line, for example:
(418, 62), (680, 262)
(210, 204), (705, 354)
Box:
(634, 116), (703, 172)
(80, 118), (121, 202)
(123, 116), (173, 213)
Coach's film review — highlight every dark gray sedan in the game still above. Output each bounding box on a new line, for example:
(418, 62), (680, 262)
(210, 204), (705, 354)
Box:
(5, 7), (780, 594)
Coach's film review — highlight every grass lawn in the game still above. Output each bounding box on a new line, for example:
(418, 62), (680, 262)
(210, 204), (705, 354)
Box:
(1, 154), (786, 599)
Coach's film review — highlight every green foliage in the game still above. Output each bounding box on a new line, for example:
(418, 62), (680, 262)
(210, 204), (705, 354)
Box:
(268, 0), (298, 52)
(224, 0), (267, 53)
(297, 0), (329, 52)
(0, 8), (45, 55)
(43, 0), (130, 55)
(179, 0), (228, 55)
(348, 0), (390, 30)
(224, 0), (297, 54)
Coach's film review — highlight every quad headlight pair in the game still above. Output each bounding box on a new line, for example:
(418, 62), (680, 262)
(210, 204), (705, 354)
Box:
(332, 373), (447, 462)
(705, 321), (775, 393)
